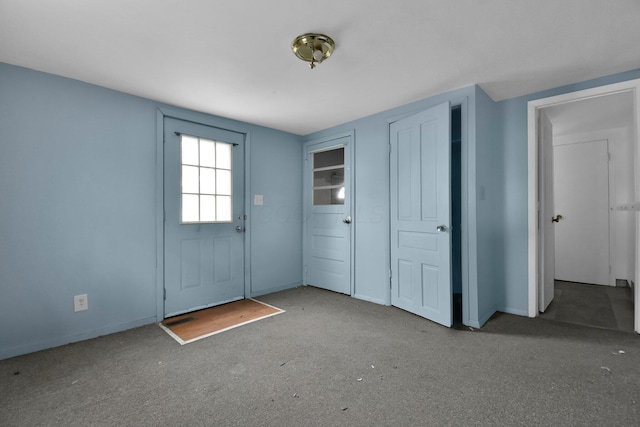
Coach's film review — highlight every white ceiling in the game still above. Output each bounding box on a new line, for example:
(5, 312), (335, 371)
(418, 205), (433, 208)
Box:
(1, 1), (639, 135)
(545, 92), (634, 137)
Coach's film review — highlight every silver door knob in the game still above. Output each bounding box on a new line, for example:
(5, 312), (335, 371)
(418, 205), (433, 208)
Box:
(343, 216), (352, 224)
(235, 225), (245, 232)
(436, 225), (447, 232)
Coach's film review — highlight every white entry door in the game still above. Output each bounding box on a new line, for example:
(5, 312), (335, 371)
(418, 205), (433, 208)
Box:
(304, 136), (352, 295)
(554, 139), (611, 285)
(164, 118), (245, 317)
(390, 102), (452, 327)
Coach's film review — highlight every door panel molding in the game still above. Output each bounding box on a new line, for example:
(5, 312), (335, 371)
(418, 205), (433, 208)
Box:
(390, 101), (452, 326)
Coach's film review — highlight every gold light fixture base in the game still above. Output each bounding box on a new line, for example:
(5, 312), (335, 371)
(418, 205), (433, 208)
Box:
(291, 33), (335, 69)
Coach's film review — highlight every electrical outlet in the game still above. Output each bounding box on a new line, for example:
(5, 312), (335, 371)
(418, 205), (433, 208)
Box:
(74, 294), (88, 312)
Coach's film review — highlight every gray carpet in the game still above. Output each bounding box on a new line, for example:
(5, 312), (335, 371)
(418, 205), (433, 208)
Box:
(540, 280), (635, 332)
(1, 286), (639, 426)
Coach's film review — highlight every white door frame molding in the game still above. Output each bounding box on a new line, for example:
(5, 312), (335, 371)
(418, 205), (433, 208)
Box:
(527, 78), (640, 333)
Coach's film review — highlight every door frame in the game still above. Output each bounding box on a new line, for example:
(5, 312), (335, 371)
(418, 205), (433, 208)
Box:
(155, 107), (252, 321)
(527, 78), (640, 333)
(302, 130), (355, 295)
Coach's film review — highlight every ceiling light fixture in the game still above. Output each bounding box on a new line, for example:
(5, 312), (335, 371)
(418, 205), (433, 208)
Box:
(291, 33), (335, 69)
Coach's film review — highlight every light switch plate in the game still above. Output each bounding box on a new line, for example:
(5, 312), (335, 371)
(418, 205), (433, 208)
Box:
(254, 194), (264, 206)
(74, 294), (88, 312)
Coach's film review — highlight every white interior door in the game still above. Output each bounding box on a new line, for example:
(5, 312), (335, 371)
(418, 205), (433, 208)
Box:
(164, 118), (245, 317)
(390, 102), (452, 327)
(304, 137), (352, 295)
(539, 111), (555, 312)
(554, 139), (610, 285)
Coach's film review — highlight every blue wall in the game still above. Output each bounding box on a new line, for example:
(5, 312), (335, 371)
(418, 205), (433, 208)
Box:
(0, 63), (302, 359)
(3, 59), (638, 359)
(302, 86), (503, 328)
(247, 125), (303, 296)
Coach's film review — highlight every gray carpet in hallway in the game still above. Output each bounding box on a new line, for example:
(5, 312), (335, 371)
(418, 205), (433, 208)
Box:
(1, 286), (639, 426)
(540, 280), (635, 332)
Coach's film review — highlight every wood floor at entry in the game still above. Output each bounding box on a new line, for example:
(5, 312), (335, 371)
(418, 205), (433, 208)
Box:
(160, 299), (284, 345)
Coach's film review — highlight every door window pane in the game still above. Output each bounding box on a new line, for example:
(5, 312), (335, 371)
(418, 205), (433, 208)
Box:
(200, 195), (216, 222)
(200, 140), (216, 167)
(216, 196), (232, 222)
(182, 194), (199, 222)
(217, 169), (232, 195)
(312, 147), (344, 206)
(199, 167), (216, 194)
(181, 136), (199, 165)
(314, 148), (344, 169)
(216, 143), (232, 170)
(180, 135), (234, 223)
(313, 169), (344, 187)
(182, 165), (199, 193)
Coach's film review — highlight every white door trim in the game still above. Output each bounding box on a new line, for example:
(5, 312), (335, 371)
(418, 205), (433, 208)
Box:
(527, 78), (640, 333)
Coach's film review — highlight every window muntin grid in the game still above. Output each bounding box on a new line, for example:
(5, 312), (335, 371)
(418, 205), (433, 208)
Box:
(180, 134), (233, 223)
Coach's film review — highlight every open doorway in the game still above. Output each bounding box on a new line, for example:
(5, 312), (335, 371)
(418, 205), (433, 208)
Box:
(541, 96), (634, 330)
(527, 79), (640, 333)
(451, 105), (463, 326)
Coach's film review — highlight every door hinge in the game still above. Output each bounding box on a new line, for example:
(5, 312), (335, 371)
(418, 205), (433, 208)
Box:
(389, 269), (392, 278)
(388, 144), (392, 154)
(163, 288), (166, 300)
(608, 152), (611, 161)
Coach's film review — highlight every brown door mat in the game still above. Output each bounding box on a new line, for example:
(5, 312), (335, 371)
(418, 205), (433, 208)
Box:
(159, 298), (284, 344)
